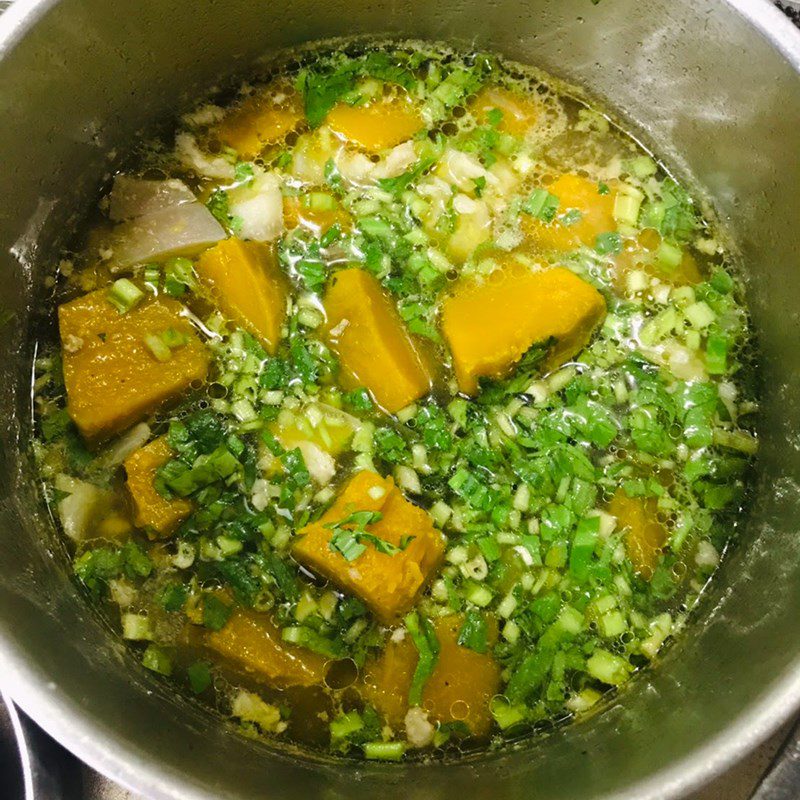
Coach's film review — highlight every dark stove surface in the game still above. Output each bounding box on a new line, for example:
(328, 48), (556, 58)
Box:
(2, 3), (800, 800)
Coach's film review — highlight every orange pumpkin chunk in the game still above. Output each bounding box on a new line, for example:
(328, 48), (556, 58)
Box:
(470, 86), (539, 138)
(323, 268), (432, 413)
(326, 94), (423, 152)
(608, 489), (668, 579)
(362, 614), (501, 736)
(521, 174), (617, 253)
(215, 80), (304, 159)
(195, 238), (288, 354)
(293, 471), (445, 624)
(441, 264), (606, 394)
(205, 610), (328, 688)
(124, 436), (192, 538)
(59, 292), (210, 445)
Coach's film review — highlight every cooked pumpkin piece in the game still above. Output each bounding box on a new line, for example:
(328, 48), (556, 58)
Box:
(469, 86), (539, 138)
(195, 237), (288, 354)
(124, 436), (192, 538)
(608, 489), (668, 579)
(441, 263), (606, 394)
(326, 93), (423, 152)
(293, 471), (445, 624)
(521, 174), (617, 253)
(323, 268), (433, 414)
(205, 610), (328, 688)
(362, 614), (501, 736)
(59, 291), (210, 445)
(215, 80), (304, 159)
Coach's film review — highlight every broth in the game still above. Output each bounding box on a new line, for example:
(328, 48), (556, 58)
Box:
(31, 40), (758, 761)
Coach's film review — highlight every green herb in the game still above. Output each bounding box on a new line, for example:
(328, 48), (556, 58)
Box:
(343, 388), (374, 412)
(142, 645), (172, 676)
(486, 107), (504, 127)
(595, 232), (622, 255)
(187, 661), (213, 694)
(282, 625), (346, 658)
(522, 188), (560, 221)
(234, 161), (255, 183)
(505, 648), (554, 703)
(457, 610), (489, 653)
(405, 611), (440, 706)
(163, 257), (196, 298)
(324, 510), (412, 561)
(202, 595), (232, 631)
(157, 582), (188, 612)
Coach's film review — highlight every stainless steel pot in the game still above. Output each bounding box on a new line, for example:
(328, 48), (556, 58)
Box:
(0, 1), (799, 798)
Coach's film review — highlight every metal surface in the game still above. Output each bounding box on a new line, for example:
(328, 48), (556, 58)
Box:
(0, 1), (799, 800)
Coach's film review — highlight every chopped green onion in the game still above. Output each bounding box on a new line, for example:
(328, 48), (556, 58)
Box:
(464, 583), (493, 607)
(569, 516), (600, 580)
(613, 185), (643, 226)
(142, 644), (172, 676)
(143, 265), (160, 293)
(522, 188), (559, 221)
(161, 327), (189, 348)
(330, 710), (364, 741)
(121, 613), (153, 641)
(595, 232), (623, 256)
(164, 257), (196, 298)
(144, 333), (172, 362)
(187, 661), (212, 694)
(705, 332), (729, 375)
(490, 697), (527, 730)
(302, 192), (338, 212)
(627, 155), (657, 179)
(684, 301), (715, 329)
(586, 648), (631, 685)
(281, 625), (345, 658)
(405, 611), (440, 706)
(107, 278), (144, 314)
(363, 741), (406, 761)
(657, 240), (683, 271)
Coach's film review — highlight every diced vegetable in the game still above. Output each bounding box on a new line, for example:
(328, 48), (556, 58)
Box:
(124, 437), (192, 538)
(441, 262), (606, 394)
(293, 471), (445, 624)
(323, 268), (433, 413)
(54, 474), (116, 541)
(362, 614), (501, 736)
(520, 174), (617, 252)
(195, 238), (288, 353)
(215, 79), (304, 159)
(326, 93), (423, 152)
(226, 170), (285, 242)
(58, 291), (210, 444)
(205, 610), (328, 687)
(103, 177), (225, 271)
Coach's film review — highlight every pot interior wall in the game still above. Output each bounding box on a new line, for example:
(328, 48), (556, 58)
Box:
(0, 1), (799, 799)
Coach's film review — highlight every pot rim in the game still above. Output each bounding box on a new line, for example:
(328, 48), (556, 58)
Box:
(0, 0), (799, 798)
